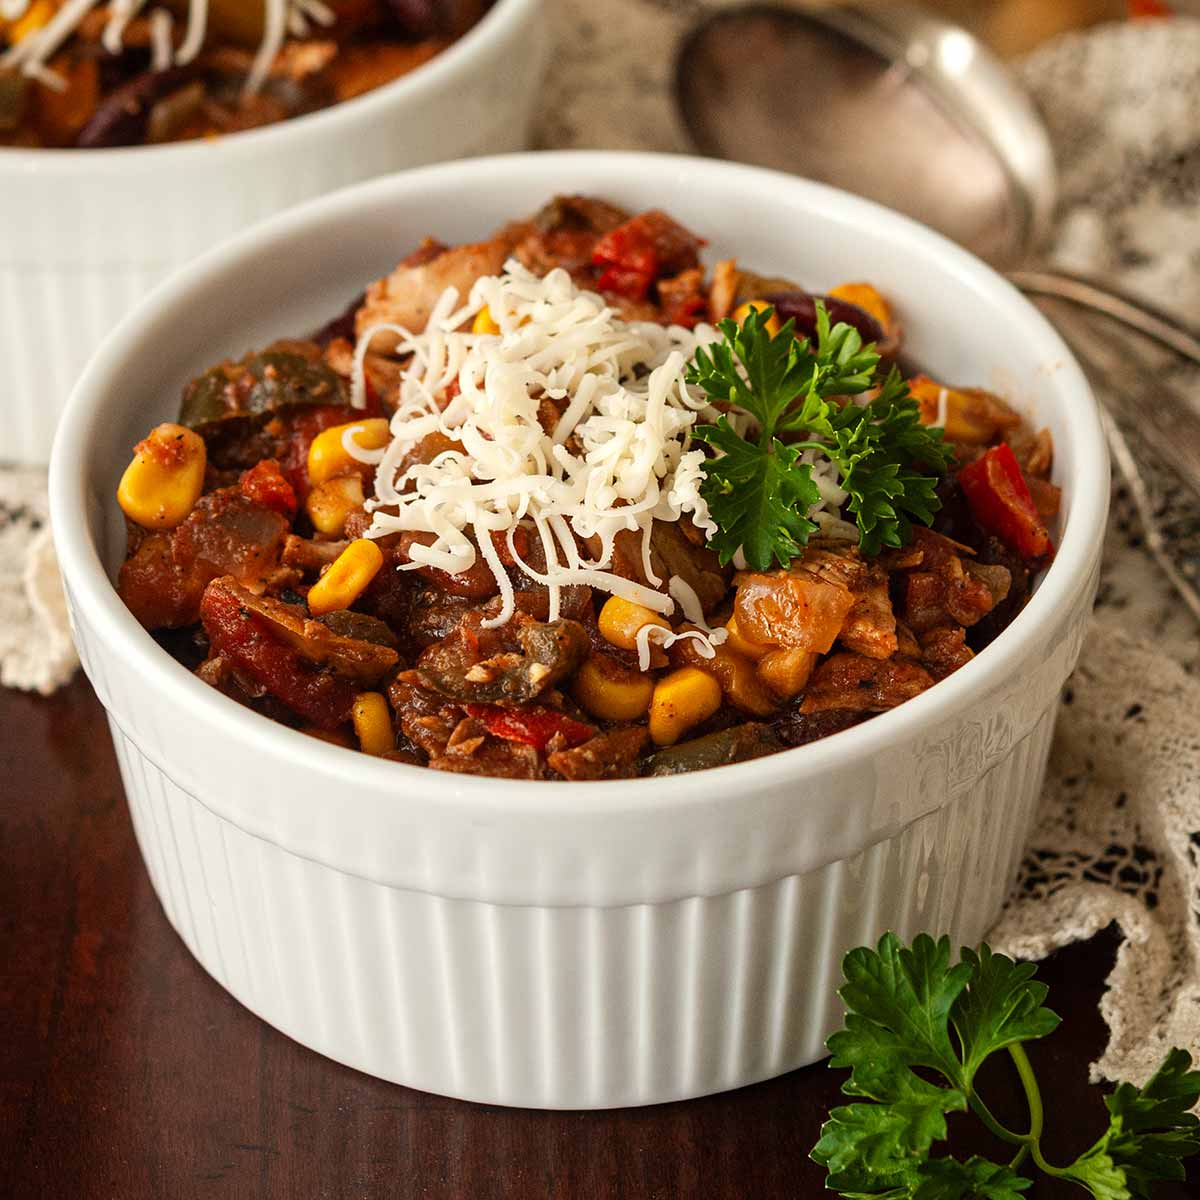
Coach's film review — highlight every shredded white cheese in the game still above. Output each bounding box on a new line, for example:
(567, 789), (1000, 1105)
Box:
(148, 6), (173, 71)
(353, 262), (734, 640)
(935, 385), (950, 430)
(634, 623), (721, 674)
(2, 0), (335, 95)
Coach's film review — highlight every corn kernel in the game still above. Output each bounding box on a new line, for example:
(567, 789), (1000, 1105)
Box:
(731, 299), (781, 338)
(307, 538), (384, 616)
(757, 648), (818, 699)
(352, 692), (394, 757)
(828, 282), (893, 334)
(116, 423), (207, 529)
(598, 595), (669, 652)
(11, 0), (54, 43)
(472, 306), (501, 335)
(649, 667), (722, 746)
(573, 656), (654, 722)
(724, 614), (770, 662)
(306, 474), (365, 536)
(471, 306), (530, 334)
(670, 631), (776, 717)
(306, 418), (390, 486)
(907, 374), (1020, 444)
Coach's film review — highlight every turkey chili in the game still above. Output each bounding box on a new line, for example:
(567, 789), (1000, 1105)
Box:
(1, 1), (492, 149)
(114, 196), (1059, 780)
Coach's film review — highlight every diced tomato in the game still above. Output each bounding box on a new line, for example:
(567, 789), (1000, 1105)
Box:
(465, 704), (595, 753)
(200, 582), (356, 730)
(1128, 0), (1171, 17)
(957, 443), (1054, 561)
(591, 210), (703, 302)
(594, 246), (658, 301)
(239, 459), (297, 517)
(271, 404), (358, 500)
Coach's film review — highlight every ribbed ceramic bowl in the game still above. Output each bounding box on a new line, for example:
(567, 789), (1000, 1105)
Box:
(50, 152), (1108, 1109)
(1, 0), (546, 464)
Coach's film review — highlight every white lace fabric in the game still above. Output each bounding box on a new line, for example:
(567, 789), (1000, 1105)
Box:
(995, 20), (1200, 1089)
(2, 10), (1199, 1090)
(0, 467), (76, 695)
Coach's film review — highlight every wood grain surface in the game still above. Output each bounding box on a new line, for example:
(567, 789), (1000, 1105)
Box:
(1, 676), (1194, 1199)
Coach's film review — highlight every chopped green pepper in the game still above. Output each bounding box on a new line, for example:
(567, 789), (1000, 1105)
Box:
(178, 340), (350, 432)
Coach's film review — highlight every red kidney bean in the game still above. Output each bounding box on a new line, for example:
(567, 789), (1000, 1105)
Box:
(762, 289), (886, 347)
(384, 0), (443, 36)
(76, 66), (199, 148)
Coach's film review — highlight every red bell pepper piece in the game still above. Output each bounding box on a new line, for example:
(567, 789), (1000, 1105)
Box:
(591, 210), (704, 302)
(957, 443), (1054, 561)
(465, 704), (595, 753)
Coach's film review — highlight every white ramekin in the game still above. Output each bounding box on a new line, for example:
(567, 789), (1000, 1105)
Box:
(50, 152), (1109, 1109)
(1, 0), (546, 465)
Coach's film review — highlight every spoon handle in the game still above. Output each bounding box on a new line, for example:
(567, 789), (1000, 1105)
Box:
(1031, 295), (1200, 624)
(1009, 268), (1200, 366)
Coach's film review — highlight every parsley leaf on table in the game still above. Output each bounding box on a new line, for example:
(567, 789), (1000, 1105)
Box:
(686, 303), (953, 568)
(812, 933), (1200, 1199)
(1063, 1049), (1200, 1199)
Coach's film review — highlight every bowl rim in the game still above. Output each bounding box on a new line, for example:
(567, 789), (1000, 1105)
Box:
(0, 0), (537, 169)
(50, 150), (1109, 820)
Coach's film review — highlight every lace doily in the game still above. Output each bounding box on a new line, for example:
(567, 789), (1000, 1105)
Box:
(987, 17), (1200, 1088)
(991, 629), (1200, 1087)
(0, 468), (77, 695)
(2, 4), (1198, 1091)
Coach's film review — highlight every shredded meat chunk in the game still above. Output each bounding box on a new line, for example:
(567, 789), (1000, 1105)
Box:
(799, 653), (934, 714)
(547, 726), (650, 781)
(428, 741), (545, 780)
(386, 676), (461, 759)
(837, 558), (898, 659)
(920, 625), (975, 681)
(896, 528), (1004, 634)
(356, 234), (517, 349)
(414, 612), (590, 704)
(772, 708), (865, 747)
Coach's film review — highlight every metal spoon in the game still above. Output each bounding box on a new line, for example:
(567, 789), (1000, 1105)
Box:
(675, 2), (1200, 361)
(676, 0), (1200, 612)
(677, 2), (1055, 267)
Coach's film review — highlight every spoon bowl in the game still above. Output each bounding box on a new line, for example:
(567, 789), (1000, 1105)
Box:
(676, 2), (1055, 268)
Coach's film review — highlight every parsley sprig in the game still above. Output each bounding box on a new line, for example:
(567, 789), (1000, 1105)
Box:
(813, 933), (1200, 1198)
(686, 304), (954, 567)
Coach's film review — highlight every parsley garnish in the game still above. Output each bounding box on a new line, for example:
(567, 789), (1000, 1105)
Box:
(813, 932), (1200, 1198)
(686, 303), (954, 567)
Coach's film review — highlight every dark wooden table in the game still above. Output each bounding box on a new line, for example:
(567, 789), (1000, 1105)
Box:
(1, 676), (1194, 1199)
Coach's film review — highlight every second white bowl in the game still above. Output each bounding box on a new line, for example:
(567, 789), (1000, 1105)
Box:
(1, 0), (546, 464)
